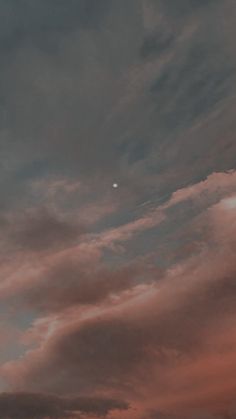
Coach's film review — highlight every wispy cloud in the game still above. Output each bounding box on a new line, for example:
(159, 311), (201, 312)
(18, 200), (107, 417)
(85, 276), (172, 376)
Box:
(0, 1), (236, 418)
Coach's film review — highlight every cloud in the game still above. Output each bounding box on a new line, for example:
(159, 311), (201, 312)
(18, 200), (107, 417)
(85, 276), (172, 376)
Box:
(18, 262), (155, 313)
(157, 0), (220, 17)
(140, 29), (175, 60)
(3, 178), (236, 418)
(11, 207), (85, 252)
(1, 2), (236, 419)
(0, 0), (234, 199)
(0, 0), (111, 54)
(0, 170), (235, 314)
(149, 37), (233, 129)
(0, 392), (128, 418)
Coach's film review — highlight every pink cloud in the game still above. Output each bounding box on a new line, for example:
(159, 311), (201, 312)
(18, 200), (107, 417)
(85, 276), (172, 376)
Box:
(1, 170), (236, 418)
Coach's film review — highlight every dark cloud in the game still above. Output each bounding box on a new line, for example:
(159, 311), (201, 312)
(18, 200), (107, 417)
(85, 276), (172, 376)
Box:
(0, 392), (128, 418)
(140, 30), (174, 60)
(146, 412), (178, 419)
(11, 208), (84, 251)
(0, 0), (144, 189)
(19, 262), (152, 312)
(9, 260), (236, 396)
(0, 0), (110, 54)
(0, 2), (236, 419)
(0, 0), (234, 202)
(6, 207), (236, 409)
(157, 0), (219, 17)
(149, 41), (233, 129)
(146, 410), (222, 419)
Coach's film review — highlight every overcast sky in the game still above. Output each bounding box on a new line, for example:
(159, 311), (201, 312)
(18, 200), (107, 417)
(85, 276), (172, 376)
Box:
(0, 1), (236, 418)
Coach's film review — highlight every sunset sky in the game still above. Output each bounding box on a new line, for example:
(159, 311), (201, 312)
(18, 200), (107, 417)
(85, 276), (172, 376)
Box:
(1, 1), (236, 418)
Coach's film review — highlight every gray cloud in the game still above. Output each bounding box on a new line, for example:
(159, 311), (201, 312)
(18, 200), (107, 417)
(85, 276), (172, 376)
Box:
(1, 2), (236, 419)
(18, 262), (151, 312)
(140, 30), (175, 60)
(149, 40), (233, 129)
(146, 410), (223, 419)
(157, 0), (219, 17)
(0, 0), (235, 210)
(11, 208), (85, 252)
(0, 392), (128, 418)
(10, 256), (236, 395)
(0, 0), (111, 53)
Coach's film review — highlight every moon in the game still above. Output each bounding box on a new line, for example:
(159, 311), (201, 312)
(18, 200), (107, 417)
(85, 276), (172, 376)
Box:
(112, 183), (119, 188)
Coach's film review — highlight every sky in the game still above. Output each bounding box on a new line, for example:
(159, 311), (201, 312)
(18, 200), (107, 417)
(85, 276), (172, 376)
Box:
(0, 0), (236, 418)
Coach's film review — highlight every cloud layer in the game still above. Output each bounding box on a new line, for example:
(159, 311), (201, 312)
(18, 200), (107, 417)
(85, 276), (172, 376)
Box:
(0, 1), (236, 418)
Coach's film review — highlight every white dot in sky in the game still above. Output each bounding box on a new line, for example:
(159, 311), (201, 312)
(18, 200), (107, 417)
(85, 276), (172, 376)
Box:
(112, 183), (119, 188)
